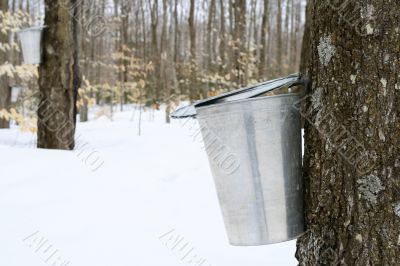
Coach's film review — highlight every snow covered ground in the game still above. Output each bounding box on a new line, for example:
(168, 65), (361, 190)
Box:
(0, 106), (297, 266)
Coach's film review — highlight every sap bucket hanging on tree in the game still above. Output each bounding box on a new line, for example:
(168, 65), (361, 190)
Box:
(10, 85), (23, 103)
(17, 26), (47, 65)
(171, 74), (308, 246)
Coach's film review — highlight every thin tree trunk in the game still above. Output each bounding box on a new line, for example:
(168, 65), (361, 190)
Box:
(299, 0), (310, 74)
(258, 0), (269, 79)
(188, 0), (196, 63)
(246, 0), (256, 82)
(252, 0), (259, 67)
(284, 0), (290, 73)
(173, 0), (179, 65)
(276, 0), (282, 75)
(0, 0), (10, 129)
(121, 0), (130, 111)
(206, 0), (216, 71)
(218, 0), (226, 73)
(233, 0), (246, 87)
(80, 0), (89, 122)
(140, 0), (147, 60)
(188, 0), (197, 100)
(150, 0), (159, 101)
(289, 0), (296, 73)
(296, 1), (400, 265)
(159, 0), (169, 111)
(38, 0), (81, 150)
(160, 0), (168, 57)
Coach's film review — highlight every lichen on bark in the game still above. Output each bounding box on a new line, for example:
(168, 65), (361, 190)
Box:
(356, 174), (385, 206)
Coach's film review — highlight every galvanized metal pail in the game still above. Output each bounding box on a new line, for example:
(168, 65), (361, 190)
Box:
(11, 85), (23, 103)
(17, 26), (46, 65)
(196, 93), (304, 246)
(171, 74), (307, 246)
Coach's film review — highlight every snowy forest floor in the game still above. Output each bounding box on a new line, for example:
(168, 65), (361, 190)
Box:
(0, 106), (297, 266)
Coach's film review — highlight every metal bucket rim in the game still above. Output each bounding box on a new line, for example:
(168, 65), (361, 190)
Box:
(195, 92), (301, 113)
(17, 25), (47, 34)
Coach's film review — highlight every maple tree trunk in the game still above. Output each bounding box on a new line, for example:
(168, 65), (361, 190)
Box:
(37, 0), (81, 149)
(296, 1), (400, 265)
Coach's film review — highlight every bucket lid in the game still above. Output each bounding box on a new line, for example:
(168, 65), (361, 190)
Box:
(171, 73), (309, 119)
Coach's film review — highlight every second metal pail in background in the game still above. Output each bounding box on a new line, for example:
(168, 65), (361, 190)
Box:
(17, 26), (46, 65)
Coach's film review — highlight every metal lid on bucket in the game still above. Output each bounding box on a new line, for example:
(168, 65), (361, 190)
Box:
(171, 73), (309, 119)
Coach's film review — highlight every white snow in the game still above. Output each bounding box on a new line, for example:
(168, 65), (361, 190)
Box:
(0, 106), (297, 266)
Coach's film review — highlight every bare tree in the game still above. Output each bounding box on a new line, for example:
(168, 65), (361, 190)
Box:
(37, 0), (81, 149)
(206, 0), (216, 70)
(0, 0), (10, 129)
(188, 0), (197, 100)
(276, 0), (282, 74)
(233, 0), (246, 86)
(258, 0), (269, 79)
(218, 0), (226, 73)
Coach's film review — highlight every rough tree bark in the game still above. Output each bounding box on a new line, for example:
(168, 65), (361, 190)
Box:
(38, 0), (81, 149)
(0, 0), (10, 129)
(296, 1), (400, 265)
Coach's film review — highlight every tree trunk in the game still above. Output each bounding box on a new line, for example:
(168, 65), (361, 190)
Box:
(188, 0), (196, 65)
(296, 1), (400, 265)
(120, 0), (130, 112)
(258, 0), (269, 79)
(299, 1), (310, 74)
(188, 0), (197, 100)
(206, 0), (216, 71)
(38, 0), (81, 150)
(173, 0), (179, 65)
(218, 0), (226, 73)
(233, 0), (246, 87)
(284, 0), (290, 73)
(140, 0), (147, 61)
(276, 0), (282, 75)
(150, 0), (159, 101)
(290, 0), (300, 73)
(0, 0), (10, 129)
(79, 0), (89, 123)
